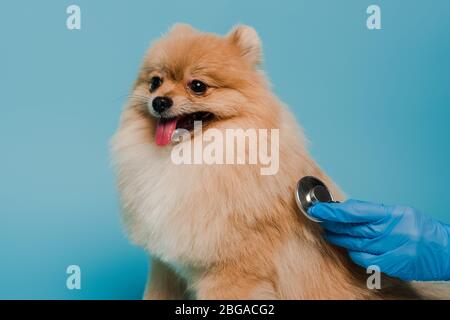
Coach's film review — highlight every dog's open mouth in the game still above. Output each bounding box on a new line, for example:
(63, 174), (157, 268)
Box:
(155, 111), (215, 146)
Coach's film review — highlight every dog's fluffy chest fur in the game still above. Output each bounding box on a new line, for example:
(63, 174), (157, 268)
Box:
(112, 106), (314, 265)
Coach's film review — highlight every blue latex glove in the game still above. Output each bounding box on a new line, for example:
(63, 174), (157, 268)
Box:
(308, 199), (450, 281)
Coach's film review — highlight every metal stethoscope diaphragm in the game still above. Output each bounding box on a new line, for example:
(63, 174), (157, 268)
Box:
(295, 176), (337, 223)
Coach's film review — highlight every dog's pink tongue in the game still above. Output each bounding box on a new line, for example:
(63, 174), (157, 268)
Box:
(155, 118), (178, 146)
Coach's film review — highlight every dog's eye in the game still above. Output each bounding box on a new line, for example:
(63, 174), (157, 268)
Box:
(190, 80), (207, 95)
(149, 76), (163, 92)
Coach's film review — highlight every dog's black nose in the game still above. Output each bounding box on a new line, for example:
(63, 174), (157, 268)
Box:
(152, 96), (173, 113)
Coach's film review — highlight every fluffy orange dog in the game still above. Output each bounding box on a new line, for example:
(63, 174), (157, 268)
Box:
(111, 24), (445, 299)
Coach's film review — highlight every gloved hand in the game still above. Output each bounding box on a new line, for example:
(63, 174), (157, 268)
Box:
(308, 199), (450, 281)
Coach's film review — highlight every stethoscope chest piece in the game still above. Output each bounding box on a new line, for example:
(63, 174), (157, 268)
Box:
(295, 176), (335, 223)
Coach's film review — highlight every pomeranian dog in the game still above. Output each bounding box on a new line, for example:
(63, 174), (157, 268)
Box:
(111, 24), (448, 299)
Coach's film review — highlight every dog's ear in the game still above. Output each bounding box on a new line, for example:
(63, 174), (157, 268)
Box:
(168, 23), (196, 36)
(227, 25), (262, 66)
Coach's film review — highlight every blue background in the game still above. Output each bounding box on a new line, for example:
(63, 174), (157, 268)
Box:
(1, 0), (449, 299)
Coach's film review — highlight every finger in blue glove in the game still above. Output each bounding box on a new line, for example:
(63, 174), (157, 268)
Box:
(308, 199), (450, 281)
